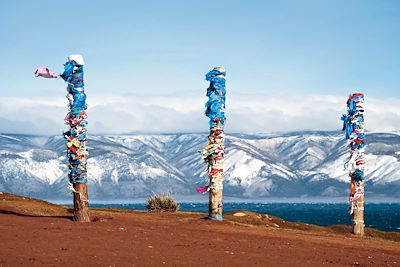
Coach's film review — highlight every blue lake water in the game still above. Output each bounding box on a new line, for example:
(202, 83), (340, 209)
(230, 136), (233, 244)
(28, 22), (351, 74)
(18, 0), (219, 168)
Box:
(90, 202), (400, 232)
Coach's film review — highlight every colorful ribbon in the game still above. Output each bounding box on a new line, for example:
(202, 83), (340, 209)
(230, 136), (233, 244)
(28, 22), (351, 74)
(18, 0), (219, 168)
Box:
(341, 93), (365, 212)
(198, 67), (226, 221)
(60, 56), (88, 185)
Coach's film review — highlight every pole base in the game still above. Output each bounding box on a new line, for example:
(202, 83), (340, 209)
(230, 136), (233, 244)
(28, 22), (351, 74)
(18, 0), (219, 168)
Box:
(208, 214), (223, 221)
(73, 209), (90, 222)
(353, 221), (365, 236)
(73, 183), (90, 222)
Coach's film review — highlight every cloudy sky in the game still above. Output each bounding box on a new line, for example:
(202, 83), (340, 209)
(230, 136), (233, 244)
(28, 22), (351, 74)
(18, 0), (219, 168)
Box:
(0, 0), (399, 134)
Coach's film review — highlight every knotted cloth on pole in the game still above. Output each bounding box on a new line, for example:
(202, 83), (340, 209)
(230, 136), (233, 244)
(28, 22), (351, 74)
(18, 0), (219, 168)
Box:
(35, 55), (90, 222)
(341, 93), (365, 235)
(198, 67), (226, 221)
(61, 55), (90, 222)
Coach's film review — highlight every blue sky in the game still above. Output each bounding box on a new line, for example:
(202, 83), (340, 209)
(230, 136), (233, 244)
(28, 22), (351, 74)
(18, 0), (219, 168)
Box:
(0, 1), (400, 134)
(1, 0), (399, 98)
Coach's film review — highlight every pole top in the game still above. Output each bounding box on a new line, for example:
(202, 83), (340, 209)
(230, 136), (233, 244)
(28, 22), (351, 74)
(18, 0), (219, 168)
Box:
(68, 54), (85, 66)
(213, 67), (225, 73)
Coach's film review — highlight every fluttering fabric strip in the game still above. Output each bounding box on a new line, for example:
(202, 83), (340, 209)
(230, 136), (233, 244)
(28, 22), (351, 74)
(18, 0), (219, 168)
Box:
(34, 67), (58, 78)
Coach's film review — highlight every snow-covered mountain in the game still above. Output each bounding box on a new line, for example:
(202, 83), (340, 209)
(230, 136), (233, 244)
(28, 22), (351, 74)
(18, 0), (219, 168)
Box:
(0, 132), (399, 200)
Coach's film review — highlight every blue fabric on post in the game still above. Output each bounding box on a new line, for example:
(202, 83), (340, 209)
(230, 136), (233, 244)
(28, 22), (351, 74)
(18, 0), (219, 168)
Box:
(341, 114), (352, 139)
(351, 169), (364, 182)
(61, 56), (88, 185)
(205, 68), (226, 127)
(60, 61), (75, 82)
(342, 93), (366, 207)
(61, 61), (84, 87)
(208, 213), (223, 221)
(72, 92), (87, 109)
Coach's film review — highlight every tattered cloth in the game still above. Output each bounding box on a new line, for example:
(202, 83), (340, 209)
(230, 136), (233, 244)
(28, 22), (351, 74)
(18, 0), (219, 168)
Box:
(60, 57), (88, 185)
(197, 68), (226, 197)
(34, 67), (58, 78)
(341, 93), (365, 210)
(205, 68), (226, 127)
(34, 55), (88, 186)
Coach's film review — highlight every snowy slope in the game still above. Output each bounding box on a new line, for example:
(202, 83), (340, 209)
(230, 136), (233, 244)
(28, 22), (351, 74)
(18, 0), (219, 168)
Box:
(0, 132), (399, 200)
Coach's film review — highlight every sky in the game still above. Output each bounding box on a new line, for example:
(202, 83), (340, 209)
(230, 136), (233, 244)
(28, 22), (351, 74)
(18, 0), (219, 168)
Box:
(0, 0), (399, 134)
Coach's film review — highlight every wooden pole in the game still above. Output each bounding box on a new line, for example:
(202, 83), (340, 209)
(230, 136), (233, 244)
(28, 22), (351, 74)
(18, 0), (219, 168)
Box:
(73, 183), (90, 222)
(342, 93), (365, 236)
(34, 57), (90, 222)
(61, 55), (90, 222)
(201, 67), (226, 221)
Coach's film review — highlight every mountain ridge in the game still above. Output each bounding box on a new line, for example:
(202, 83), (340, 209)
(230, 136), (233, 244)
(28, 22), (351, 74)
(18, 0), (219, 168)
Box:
(0, 131), (399, 200)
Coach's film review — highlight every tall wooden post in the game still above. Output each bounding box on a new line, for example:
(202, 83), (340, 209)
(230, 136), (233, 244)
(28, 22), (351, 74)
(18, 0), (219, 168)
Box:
(199, 67), (226, 221)
(61, 55), (90, 222)
(34, 55), (90, 222)
(341, 93), (365, 235)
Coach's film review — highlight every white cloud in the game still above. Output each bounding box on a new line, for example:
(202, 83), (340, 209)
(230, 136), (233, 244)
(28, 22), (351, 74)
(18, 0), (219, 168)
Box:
(0, 94), (399, 135)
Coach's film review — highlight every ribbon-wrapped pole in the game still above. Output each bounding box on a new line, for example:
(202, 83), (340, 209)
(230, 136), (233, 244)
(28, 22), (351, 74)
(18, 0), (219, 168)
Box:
(61, 55), (90, 222)
(199, 67), (226, 221)
(341, 93), (365, 235)
(34, 54), (90, 222)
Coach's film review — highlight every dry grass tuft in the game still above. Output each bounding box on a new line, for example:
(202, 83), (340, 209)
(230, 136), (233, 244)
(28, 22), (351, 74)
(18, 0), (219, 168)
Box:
(146, 193), (179, 212)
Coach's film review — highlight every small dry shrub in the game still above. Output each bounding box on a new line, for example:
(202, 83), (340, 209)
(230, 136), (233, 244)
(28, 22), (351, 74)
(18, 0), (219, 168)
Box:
(146, 193), (179, 212)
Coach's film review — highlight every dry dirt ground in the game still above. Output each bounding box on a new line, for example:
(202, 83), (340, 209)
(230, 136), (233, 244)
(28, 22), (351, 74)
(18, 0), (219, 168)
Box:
(0, 192), (399, 267)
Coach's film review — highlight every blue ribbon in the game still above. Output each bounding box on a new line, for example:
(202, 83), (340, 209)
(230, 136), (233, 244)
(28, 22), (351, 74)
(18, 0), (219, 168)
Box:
(205, 68), (226, 127)
(342, 93), (366, 185)
(61, 58), (88, 185)
(351, 169), (364, 181)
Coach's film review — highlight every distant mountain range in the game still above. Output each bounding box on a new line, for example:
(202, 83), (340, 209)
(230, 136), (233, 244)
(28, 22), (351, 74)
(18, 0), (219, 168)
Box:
(0, 131), (399, 201)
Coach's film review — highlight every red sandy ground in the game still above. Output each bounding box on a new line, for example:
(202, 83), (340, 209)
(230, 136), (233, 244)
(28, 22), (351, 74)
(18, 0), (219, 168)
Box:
(0, 193), (399, 267)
